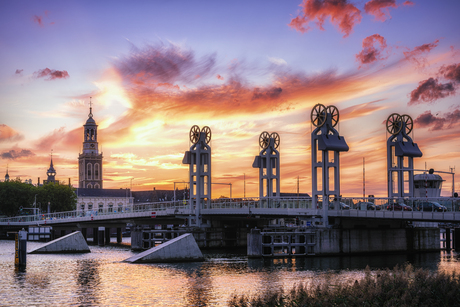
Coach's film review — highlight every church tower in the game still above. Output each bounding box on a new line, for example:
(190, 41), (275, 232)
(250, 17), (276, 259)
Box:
(43, 152), (57, 184)
(5, 165), (9, 182)
(78, 99), (103, 189)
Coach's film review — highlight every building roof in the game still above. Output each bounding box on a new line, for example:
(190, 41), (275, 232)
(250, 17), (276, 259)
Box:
(414, 174), (444, 181)
(76, 188), (131, 198)
(132, 189), (188, 203)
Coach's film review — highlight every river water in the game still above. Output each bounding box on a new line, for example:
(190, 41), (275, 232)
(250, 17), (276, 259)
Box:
(1, 239), (460, 306)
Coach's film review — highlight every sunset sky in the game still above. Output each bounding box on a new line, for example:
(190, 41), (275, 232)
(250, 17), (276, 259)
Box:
(1, 0), (459, 198)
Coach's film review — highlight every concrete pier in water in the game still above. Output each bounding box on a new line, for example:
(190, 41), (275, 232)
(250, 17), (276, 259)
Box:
(29, 231), (90, 254)
(124, 233), (204, 263)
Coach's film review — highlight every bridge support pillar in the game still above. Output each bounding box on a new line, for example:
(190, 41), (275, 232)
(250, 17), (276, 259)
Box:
(117, 228), (122, 243)
(92, 227), (98, 245)
(105, 227), (111, 245)
(454, 228), (460, 251)
(247, 228), (262, 258)
(81, 228), (87, 241)
(131, 226), (143, 250)
(446, 228), (451, 250)
(98, 227), (105, 247)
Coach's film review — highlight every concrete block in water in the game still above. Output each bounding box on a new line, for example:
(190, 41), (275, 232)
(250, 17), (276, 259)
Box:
(124, 233), (204, 263)
(29, 231), (90, 254)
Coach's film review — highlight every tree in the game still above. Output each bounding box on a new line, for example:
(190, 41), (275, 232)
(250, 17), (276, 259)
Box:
(0, 180), (77, 216)
(0, 179), (35, 216)
(37, 183), (77, 213)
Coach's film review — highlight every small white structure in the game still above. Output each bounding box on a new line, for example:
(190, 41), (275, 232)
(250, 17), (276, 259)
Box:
(413, 172), (444, 198)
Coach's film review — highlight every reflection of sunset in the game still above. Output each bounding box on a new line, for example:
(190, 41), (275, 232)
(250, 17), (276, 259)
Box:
(1, 1), (459, 197)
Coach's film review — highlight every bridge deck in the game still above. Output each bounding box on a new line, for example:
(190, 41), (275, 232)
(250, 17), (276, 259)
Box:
(1, 196), (459, 227)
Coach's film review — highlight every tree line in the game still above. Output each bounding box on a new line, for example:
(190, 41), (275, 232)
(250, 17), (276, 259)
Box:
(0, 179), (77, 217)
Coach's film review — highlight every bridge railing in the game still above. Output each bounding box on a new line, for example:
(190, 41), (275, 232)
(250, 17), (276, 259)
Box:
(327, 196), (460, 212)
(208, 197), (314, 209)
(1, 196), (459, 223)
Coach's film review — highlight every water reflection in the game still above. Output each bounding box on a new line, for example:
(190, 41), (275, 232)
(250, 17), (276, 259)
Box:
(1, 240), (460, 307)
(74, 259), (101, 306)
(183, 264), (213, 307)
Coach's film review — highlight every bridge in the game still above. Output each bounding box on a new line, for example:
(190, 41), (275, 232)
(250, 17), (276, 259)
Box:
(2, 196), (460, 228)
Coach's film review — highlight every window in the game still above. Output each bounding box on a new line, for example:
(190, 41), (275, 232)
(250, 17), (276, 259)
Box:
(118, 205), (123, 213)
(80, 204), (85, 211)
(87, 183), (93, 188)
(98, 203), (104, 213)
(87, 163), (92, 179)
(108, 204), (113, 213)
(94, 183), (100, 189)
(88, 203), (93, 210)
(94, 164), (99, 180)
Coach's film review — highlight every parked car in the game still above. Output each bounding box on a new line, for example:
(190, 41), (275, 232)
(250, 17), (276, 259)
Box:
(416, 201), (447, 212)
(356, 201), (379, 210)
(386, 203), (413, 211)
(329, 202), (350, 210)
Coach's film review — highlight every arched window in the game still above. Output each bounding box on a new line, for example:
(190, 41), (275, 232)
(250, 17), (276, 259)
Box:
(87, 183), (93, 188)
(91, 129), (95, 140)
(94, 183), (100, 189)
(87, 163), (92, 179)
(86, 129), (90, 141)
(94, 163), (99, 180)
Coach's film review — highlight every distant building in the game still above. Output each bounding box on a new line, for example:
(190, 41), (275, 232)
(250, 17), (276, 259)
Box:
(43, 156), (58, 185)
(76, 188), (133, 215)
(78, 102), (103, 189)
(4, 166), (9, 182)
(132, 188), (189, 206)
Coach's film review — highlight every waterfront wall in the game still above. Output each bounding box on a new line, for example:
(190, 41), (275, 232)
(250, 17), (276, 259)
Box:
(248, 228), (440, 257)
(316, 228), (440, 255)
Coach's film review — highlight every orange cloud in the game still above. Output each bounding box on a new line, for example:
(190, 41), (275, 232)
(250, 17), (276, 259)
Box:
(289, 0), (362, 38)
(0, 125), (24, 143)
(364, 0), (398, 22)
(356, 34), (388, 67)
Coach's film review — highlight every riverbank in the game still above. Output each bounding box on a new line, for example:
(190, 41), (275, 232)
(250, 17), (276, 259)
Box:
(228, 263), (460, 306)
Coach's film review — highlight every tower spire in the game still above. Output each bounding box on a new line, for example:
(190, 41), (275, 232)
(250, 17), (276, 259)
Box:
(89, 96), (93, 118)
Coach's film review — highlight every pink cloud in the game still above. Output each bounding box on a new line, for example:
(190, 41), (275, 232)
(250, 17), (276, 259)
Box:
(403, 1), (414, 6)
(440, 63), (460, 83)
(32, 15), (44, 27)
(114, 43), (216, 85)
(356, 34), (388, 67)
(0, 149), (35, 160)
(289, 0), (362, 38)
(364, 0), (397, 22)
(403, 39), (440, 67)
(408, 78), (455, 105)
(33, 68), (69, 80)
(217, 74), (224, 80)
(0, 125), (24, 143)
(415, 109), (460, 131)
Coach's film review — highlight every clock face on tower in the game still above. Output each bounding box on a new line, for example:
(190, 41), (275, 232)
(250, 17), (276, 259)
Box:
(91, 144), (95, 148)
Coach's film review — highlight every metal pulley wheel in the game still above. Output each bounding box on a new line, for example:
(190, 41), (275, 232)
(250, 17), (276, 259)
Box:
(326, 105), (339, 127)
(189, 125), (200, 144)
(270, 132), (280, 149)
(386, 113), (402, 135)
(400, 114), (413, 134)
(311, 104), (327, 127)
(259, 131), (270, 149)
(201, 126), (212, 144)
